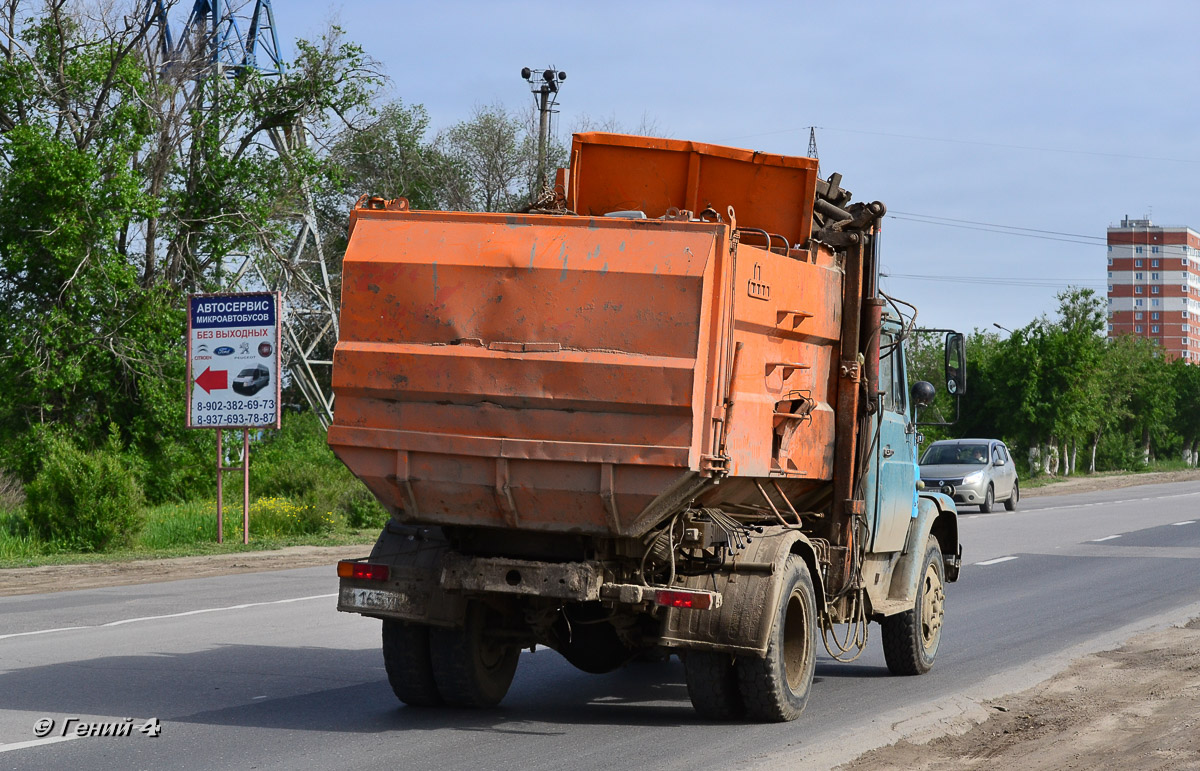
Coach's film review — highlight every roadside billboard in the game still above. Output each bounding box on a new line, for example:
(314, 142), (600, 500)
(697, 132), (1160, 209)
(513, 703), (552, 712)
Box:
(186, 292), (282, 429)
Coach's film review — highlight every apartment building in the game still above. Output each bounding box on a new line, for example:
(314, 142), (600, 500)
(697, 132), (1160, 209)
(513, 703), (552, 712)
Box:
(1107, 216), (1200, 362)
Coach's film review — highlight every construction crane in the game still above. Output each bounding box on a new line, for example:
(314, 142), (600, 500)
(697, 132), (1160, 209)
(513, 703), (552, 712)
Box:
(146, 0), (338, 428)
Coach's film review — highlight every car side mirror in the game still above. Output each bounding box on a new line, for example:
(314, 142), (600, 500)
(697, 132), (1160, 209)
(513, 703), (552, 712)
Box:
(945, 332), (967, 396)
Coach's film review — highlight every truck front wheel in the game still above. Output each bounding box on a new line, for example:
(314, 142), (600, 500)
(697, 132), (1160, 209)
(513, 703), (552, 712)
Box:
(381, 620), (443, 707)
(881, 542), (945, 675)
(429, 602), (520, 707)
(735, 556), (817, 722)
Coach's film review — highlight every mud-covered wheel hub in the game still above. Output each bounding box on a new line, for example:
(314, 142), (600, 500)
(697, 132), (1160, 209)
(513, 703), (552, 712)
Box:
(921, 561), (945, 653)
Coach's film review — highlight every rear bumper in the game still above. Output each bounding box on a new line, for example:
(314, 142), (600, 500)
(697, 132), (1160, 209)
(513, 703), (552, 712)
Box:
(337, 553), (606, 625)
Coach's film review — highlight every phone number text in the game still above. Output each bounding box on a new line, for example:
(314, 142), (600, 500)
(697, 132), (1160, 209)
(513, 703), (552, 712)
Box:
(194, 399), (275, 412)
(191, 412), (276, 426)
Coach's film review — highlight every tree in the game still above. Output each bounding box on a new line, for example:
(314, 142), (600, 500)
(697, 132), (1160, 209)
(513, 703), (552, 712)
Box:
(0, 1), (381, 496)
(434, 103), (536, 212)
(1171, 358), (1200, 466)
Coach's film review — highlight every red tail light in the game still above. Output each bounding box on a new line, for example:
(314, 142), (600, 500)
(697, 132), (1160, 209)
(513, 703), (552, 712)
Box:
(337, 561), (389, 581)
(653, 588), (716, 610)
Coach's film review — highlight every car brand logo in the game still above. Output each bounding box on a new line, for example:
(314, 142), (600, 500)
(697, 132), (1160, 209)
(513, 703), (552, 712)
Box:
(258, 342), (273, 357)
(196, 344), (209, 354)
(214, 346), (235, 356)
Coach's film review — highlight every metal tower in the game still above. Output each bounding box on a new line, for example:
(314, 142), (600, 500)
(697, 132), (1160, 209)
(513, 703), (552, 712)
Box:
(146, 0), (338, 427)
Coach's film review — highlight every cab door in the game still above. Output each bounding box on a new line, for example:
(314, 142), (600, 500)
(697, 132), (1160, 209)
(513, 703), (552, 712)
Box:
(870, 331), (918, 553)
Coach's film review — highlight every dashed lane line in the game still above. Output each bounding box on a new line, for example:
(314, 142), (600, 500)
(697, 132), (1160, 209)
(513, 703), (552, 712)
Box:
(1091, 535), (1122, 542)
(1024, 490), (1200, 514)
(975, 556), (1019, 566)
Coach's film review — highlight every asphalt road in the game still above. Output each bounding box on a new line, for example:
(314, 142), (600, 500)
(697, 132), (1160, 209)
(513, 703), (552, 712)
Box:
(3, 480), (1200, 770)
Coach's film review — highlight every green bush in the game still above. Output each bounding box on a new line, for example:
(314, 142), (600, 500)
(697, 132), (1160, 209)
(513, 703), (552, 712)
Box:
(248, 412), (362, 513)
(26, 434), (146, 552)
(339, 483), (389, 530)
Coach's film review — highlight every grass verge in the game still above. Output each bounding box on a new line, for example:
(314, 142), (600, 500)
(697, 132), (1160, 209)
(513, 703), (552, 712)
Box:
(0, 498), (379, 568)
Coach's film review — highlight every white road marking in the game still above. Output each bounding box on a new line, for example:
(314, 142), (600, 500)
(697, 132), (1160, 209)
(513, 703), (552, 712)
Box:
(1173, 520), (1197, 526)
(0, 593), (337, 641)
(976, 556), (1018, 566)
(0, 736), (80, 754)
(1027, 490), (1200, 513)
(1091, 535), (1122, 542)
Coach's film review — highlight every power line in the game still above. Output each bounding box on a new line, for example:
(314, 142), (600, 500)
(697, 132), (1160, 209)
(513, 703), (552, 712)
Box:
(888, 211), (1106, 242)
(883, 272), (1105, 289)
(723, 125), (1200, 165)
(886, 215), (1102, 247)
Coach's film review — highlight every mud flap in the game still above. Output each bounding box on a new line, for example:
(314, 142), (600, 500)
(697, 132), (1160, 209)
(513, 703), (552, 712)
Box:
(659, 527), (823, 657)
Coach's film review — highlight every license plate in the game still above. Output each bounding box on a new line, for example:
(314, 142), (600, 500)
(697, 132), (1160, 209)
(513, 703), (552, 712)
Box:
(339, 586), (414, 615)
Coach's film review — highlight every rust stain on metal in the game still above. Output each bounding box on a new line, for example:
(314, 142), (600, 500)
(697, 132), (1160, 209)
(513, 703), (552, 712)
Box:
(329, 133), (877, 541)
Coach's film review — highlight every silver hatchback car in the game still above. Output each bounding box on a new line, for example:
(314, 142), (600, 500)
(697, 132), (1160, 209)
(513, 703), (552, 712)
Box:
(919, 438), (1019, 513)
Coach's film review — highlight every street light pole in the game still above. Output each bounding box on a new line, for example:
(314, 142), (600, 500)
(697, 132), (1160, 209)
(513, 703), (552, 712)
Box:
(520, 66), (566, 199)
(993, 322), (1013, 335)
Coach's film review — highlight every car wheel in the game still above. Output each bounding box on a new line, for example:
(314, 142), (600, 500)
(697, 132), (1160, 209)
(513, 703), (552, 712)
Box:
(979, 484), (994, 513)
(1005, 480), (1019, 511)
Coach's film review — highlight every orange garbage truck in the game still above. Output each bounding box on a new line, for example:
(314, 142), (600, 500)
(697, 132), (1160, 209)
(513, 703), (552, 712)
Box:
(330, 132), (964, 722)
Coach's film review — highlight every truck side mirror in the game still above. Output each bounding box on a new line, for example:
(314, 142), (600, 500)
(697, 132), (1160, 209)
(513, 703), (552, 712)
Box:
(945, 332), (967, 396)
(911, 380), (936, 407)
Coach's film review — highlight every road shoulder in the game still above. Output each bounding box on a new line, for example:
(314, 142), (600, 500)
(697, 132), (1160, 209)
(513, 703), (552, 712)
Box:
(0, 544), (371, 596)
(834, 615), (1200, 770)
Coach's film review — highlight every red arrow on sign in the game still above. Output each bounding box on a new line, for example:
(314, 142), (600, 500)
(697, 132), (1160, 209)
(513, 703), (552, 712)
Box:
(194, 367), (228, 394)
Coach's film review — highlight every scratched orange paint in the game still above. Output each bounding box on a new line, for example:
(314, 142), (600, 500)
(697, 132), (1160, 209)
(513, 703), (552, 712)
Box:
(329, 133), (846, 536)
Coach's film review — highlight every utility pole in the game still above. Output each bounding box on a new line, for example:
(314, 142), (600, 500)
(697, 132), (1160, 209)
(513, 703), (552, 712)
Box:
(521, 66), (566, 198)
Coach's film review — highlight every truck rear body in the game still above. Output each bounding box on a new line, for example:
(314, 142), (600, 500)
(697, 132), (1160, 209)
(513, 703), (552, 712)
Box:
(328, 132), (962, 721)
(329, 133), (845, 536)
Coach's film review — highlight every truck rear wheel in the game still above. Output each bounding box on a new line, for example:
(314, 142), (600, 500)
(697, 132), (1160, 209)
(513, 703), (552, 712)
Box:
(735, 556), (817, 722)
(429, 602), (520, 707)
(881, 542), (945, 675)
(381, 620), (443, 707)
(684, 651), (746, 720)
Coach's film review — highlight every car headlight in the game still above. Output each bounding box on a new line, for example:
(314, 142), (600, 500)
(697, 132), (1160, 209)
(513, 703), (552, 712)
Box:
(962, 471), (983, 485)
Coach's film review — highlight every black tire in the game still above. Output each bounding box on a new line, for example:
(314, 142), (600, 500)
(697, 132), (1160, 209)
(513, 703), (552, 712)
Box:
(1005, 480), (1020, 511)
(429, 602), (520, 707)
(382, 620), (443, 707)
(979, 484), (994, 513)
(684, 650), (746, 721)
(734, 556), (818, 722)
(881, 542), (945, 676)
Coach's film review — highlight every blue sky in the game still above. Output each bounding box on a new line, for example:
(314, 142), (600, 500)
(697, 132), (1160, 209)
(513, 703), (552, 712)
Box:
(262, 0), (1200, 334)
